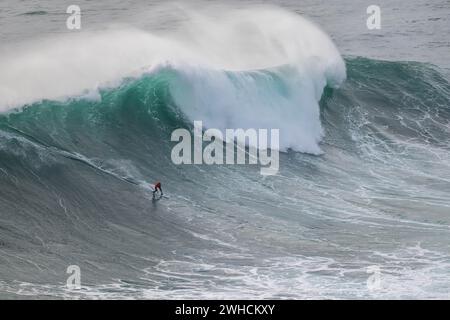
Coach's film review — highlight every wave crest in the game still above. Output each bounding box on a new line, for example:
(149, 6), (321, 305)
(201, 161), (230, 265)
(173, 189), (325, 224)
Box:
(0, 5), (345, 153)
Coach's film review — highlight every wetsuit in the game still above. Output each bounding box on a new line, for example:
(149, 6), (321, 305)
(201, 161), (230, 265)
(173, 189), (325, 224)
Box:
(153, 182), (163, 196)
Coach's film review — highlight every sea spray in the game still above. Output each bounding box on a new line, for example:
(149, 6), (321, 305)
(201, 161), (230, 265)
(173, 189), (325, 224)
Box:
(0, 6), (346, 153)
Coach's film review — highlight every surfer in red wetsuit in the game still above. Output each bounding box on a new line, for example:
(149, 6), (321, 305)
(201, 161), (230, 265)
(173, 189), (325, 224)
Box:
(153, 181), (163, 197)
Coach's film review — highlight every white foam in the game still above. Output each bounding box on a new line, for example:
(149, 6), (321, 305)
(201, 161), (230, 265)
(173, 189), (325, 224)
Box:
(0, 5), (346, 153)
(3, 244), (449, 299)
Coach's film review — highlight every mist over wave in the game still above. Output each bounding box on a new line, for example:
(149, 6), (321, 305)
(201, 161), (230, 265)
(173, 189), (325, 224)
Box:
(0, 5), (345, 153)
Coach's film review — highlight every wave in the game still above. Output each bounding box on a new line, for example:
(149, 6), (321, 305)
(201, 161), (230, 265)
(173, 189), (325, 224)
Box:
(1, 56), (449, 182)
(0, 6), (345, 153)
(1, 6), (450, 300)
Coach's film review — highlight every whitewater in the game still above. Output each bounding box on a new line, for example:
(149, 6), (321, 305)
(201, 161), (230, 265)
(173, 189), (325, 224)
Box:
(0, 6), (346, 153)
(0, 0), (449, 299)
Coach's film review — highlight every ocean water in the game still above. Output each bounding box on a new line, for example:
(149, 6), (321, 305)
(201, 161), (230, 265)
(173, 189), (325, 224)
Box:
(0, 0), (449, 299)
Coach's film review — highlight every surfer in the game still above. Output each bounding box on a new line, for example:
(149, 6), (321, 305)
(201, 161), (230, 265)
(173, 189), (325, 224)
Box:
(153, 181), (163, 198)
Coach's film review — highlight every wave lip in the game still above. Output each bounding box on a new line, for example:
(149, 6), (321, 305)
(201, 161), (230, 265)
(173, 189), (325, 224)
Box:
(0, 5), (346, 153)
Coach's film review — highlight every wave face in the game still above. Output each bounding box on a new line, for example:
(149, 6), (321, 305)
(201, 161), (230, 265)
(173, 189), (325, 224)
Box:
(1, 7), (450, 300)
